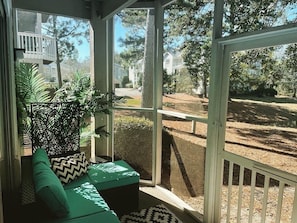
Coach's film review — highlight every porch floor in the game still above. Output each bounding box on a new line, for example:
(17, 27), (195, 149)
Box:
(138, 185), (202, 223)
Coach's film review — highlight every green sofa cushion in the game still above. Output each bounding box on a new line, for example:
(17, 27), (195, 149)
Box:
(33, 162), (70, 217)
(62, 173), (91, 190)
(64, 182), (110, 219)
(44, 182), (112, 223)
(32, 148), (51, 167)
(87, 160), (140, 191)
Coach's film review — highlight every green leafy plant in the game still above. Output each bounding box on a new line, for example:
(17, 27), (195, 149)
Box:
(53, 72), (121, 142)
(15, 63), (51, 134)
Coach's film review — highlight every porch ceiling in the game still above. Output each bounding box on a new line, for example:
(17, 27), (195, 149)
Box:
(12, 0), (175, 20)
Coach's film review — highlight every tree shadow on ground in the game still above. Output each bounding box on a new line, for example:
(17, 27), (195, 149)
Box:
(230, 128), (297, 156)
(233, 96), (297, 104)
(227, 100), (297, 127)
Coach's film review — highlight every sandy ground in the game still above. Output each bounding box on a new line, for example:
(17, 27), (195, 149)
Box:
(162, 93), (297, 222)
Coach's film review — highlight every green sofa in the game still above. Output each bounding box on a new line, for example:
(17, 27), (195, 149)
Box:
(31, 148), (139, 223)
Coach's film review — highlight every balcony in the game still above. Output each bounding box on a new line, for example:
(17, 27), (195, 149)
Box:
(17, 32), (56, 64)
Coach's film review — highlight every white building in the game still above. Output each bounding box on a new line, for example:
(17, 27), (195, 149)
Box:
(16, 10), (57, 81)
(129, 51), (185, 88)
(114, 63), (128, 87)
(163, 51), (184, 75)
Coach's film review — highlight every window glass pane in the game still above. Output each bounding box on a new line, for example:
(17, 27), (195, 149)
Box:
(163, 2), (212, 117)
(157, 3), (213, 215)
(161, 117), (207, 215)
(114, 9), (153, 109)
(163, 92), (209, 117)
(114, 110), (153, 181)
(226, 43), (297, 175)
(223, 0), (297, 37)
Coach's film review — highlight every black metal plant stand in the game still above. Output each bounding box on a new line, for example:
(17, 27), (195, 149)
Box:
(30, 101), (81, 157)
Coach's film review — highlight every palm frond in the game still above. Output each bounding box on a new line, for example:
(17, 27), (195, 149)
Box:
(15, 63), (51, 134)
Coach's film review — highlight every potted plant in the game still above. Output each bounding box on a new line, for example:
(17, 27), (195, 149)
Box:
(15, 63), (51, 154)
(53, 72), (120, 148)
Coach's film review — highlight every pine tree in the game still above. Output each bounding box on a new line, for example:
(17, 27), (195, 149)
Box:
(117, 9), (155, 110)
(117, 10), (147, 67)
(284, 44), (297, 97)
(42, 15), (89, 87)
(165, 0), (213, 98)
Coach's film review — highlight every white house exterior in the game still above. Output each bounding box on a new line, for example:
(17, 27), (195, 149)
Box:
(16, 9), (57, 81)
(163, 51), (184, 75)
(114, 63), (128, 87)
(129, 52), (184, 88)
(129, 59), (144, 88)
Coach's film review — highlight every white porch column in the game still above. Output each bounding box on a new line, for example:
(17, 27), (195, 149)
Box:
(90, 9), (113, 158)
(153, 0), (164, 185)
(204, 0), (225, 222)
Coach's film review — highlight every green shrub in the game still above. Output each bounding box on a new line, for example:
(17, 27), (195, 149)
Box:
(114, 116), (153, 130)
(175, 70), (194, 94)
(121, 75), (130, 88)
(114, 116), (153, 179)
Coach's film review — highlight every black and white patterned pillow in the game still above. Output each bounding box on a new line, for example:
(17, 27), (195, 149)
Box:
(50, 152), (88, 185)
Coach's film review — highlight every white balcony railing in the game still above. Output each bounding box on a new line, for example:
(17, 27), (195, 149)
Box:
(221, 152), (297, 223)
(17, 32), (56, 63)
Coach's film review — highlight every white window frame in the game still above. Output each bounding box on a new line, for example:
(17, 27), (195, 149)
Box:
(205, 13), (297, 223)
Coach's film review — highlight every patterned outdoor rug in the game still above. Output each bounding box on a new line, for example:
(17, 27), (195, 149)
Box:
(120, 204), (183, 223)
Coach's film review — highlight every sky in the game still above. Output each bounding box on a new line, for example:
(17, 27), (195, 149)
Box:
(75, 4), (297, 61)
(76, 18), (126, 61)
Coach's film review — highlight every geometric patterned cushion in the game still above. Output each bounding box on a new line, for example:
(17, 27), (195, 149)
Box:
(50, 152), (89, 185)
(120, 204), (183, 223)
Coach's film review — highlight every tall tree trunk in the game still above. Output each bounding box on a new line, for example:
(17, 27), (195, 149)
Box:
(203, 73), (208, 98)
(292, 85), (296, 98)
(55, 41), (62, 88)
(52, 16), (62, 88)
(141, 9), (154, 117)
(293, 71), (297, 98)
